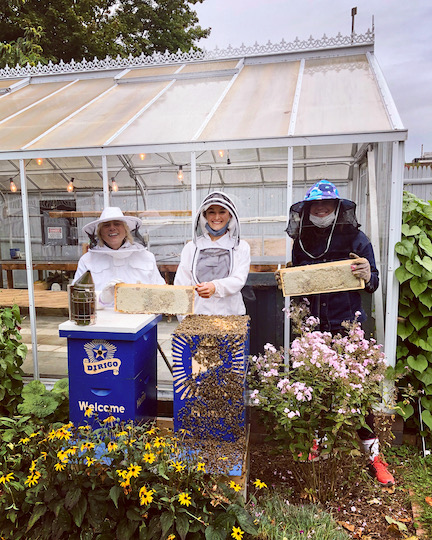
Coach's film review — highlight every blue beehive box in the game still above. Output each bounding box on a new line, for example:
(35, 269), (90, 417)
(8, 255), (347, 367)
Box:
(172, 315), (249, 442)
(59, 311), (161, 425)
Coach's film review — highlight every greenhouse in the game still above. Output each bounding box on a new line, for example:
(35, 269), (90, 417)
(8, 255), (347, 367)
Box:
(0, 28), (406, 378)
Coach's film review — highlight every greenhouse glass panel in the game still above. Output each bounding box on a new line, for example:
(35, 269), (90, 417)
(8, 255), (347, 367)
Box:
(0, 79), (114, 151)
(0, 81), (68, 124)
(122, 65), (182, 78)
(295, 55), (391, 135)
(0, 78), (21, 89)
(27, 80), (169, 149)
(112, 76), (233, 145)
(199, 62), (300, 140)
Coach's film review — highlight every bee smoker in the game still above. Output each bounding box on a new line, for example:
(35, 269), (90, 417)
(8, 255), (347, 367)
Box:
(68, 270), (96, 326)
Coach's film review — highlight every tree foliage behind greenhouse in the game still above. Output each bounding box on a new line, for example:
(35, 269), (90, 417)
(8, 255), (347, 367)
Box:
(0, 0), (210, 68)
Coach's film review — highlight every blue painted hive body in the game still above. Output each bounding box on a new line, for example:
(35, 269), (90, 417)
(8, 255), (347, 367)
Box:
(59, 313), (161, 426)
(172, 315), (250, 443)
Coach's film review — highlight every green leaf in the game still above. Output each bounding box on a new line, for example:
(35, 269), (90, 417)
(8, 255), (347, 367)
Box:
(418, 339), (432, 352)
(421, 397), (432, 411)
(65, 487), (82, 510)
(176, 512), (190, 540)
(405, 260), (423, 277)
(421, 410), (432, 430)
(52, 507), (72, 540)
(229, 505), (257, 535)
(410, 277), (428, 297)
(26, 503), (47, 532)
(398, 304), (415, 318)
(160, 511), (174, 536)
(408, 311), (429, 332)
(395, 238), (415, 257)
(205, 526), (225, 540)
(418, 368), (432, 386)
(407, 354), (428, 372)
(401, 224), (422, 236)
(419, 234), (432, 256)
(419, 290), (432, 309)
(397, 320), (414, 340)
(415, 254), (432, 272)
(395, 265), (412, 284)
(396, 402), (414, 419)
(116, 518), (138, 540)
(109, 486), (121, 509)
(71, 497), (87, 528)
(419, 303), (432, 317)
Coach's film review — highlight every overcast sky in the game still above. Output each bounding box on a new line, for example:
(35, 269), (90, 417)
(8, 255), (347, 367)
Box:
(195, 0), (432, 162)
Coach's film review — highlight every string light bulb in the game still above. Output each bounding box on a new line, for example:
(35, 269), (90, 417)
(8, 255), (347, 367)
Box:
(9, 178), (17, 193)
(226, 150), (231, 165)
(67, 178), (75, 192)
(36, 158), (43, 166)
(111, 177), (119, 192)
(139, 153), (146, 160)
(218, 150), (224, 158)
(177, 165), (183, 181)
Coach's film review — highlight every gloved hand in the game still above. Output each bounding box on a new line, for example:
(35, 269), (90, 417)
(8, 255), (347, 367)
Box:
(349, 253), (371, 283)
(274, 262), (293, 290)
(99, 279), (124, 306)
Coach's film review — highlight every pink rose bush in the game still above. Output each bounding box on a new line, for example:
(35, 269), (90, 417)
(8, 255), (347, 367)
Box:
(248, 304), (387, 462)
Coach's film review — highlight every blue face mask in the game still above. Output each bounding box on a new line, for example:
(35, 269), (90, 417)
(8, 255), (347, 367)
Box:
(205, 222), (230, 237)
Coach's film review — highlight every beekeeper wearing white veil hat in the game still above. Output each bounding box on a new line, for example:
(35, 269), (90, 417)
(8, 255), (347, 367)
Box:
(73, 207), (165, 308)
(174, 192), (251, 316)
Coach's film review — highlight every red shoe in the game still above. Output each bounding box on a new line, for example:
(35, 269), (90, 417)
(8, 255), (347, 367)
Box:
(369, 456), (395, 486)
(298, 440), (320, 462)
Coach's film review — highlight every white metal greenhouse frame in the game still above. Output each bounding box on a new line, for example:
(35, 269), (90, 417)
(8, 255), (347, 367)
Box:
(0, 29), (406, 379)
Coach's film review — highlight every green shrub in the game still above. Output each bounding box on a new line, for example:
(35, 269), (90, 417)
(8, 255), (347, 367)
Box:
(0, 305), (26, 416)
(394, 191), (432, 435)
(17, 378), (69, 424)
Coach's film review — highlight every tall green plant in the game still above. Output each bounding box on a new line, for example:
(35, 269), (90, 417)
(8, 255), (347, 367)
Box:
(394, 191), (432, 431)
(0, 305), (26, 416)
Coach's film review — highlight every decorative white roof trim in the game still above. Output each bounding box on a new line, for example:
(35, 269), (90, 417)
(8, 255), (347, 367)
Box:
(0, 30), (374, 79)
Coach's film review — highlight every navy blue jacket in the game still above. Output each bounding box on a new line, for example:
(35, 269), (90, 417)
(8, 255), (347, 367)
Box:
(292, 224), (379, 332)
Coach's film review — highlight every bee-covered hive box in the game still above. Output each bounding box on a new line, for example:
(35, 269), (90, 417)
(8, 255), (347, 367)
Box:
(172, 315), (250, 443)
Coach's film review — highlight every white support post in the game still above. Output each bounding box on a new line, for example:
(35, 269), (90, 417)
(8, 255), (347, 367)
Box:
(367, 146), (385, 345)
(20, 159), (39, 380)
(384, 141), (405, 367)
(102, 155), (109, 208)
(284, 146), (294, 359)
(190, 152), (197, 239)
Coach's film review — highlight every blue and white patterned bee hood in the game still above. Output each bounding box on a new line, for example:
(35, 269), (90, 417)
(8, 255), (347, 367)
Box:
(304, 180), (341, 201)
(286, 180), (358, 239)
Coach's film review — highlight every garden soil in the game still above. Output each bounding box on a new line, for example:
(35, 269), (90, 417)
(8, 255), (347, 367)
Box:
(248, 415), (418, 539)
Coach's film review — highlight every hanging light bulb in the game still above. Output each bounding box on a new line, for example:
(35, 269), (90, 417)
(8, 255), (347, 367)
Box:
(226, 150), (231, 165)
(67, 178), (75, 192)
(218, 150), (224, 158)
(177, 165), (183, 181)
(111, 177), (119, 192)
(36, 158), (43, 166)
(139, 153), (146, 160)
(9, 178), (17, 193)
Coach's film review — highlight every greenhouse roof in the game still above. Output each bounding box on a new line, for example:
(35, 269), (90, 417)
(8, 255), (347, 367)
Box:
(0, 29), (407, 192)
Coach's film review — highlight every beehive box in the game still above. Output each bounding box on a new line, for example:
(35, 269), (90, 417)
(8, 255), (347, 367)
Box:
(172, 315), (249, 442)
(279, 259), (365, 297)
(115, 283), (194, 315)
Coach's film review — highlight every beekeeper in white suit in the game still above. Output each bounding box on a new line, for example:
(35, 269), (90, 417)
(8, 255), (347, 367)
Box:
(174, 192), (251, 316)
(73, 207), (165, 308)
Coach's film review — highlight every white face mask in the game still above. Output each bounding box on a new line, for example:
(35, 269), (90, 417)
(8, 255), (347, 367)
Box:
(309, 211), (336, 228)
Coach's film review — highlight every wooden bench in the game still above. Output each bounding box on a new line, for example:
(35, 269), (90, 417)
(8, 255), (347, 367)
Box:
(0, 289), (69, 314)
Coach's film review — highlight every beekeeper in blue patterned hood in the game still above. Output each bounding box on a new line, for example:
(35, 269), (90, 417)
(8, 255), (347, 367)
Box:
(174, 191), (251, 316)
